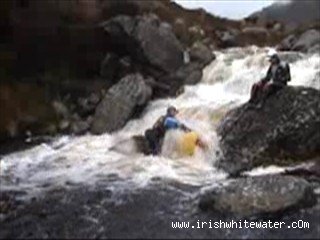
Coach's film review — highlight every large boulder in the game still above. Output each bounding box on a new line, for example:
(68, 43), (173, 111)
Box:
(91, 74), (152, 134)
(199, 175), (316, 218)
(217, 30), (238, 48)
(217, 86), (320, 175)
(278, 34), (298, 51)
(292, 29), (320, 53)
(101, 14), (215, 97)
(189, 42), (215, 66)
(101, 14), (184, 74)
(279, 29), (320, 54)
(171, 62), (203, 86)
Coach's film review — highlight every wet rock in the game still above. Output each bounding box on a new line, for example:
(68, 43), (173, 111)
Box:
(189, 42), (215, 66)
(199, 175), (317, 218)
(174, 62), (203, 86)
(218, 30), (238, 48)
(217, 86), (320, 175)
(182, 67), (203, 85)
(70, 120), (90, 135)
(52, 101), (69, 119)
(58, 120), (70, 131)
(76, 92), (101, 118)
(278, 34), (298, 51)
(292, 29), (320, 52)
(91, 74), (152, 134)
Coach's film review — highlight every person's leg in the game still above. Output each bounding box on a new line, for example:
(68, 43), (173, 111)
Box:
(250, 81), (266, 104)
(263, 84), (283, 99)
(254, 83), (270, 108)
(145, 130), (157, 155)
(257, 83), (284, 109)
(249, 82), (259, 103)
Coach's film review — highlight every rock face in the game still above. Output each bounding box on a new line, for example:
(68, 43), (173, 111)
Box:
(279, 29), (320, 53)
(91, 74), (152, 134)
(217, 31), (238, 48)
(217, 86), (320, 175)
(189, 42), (215, 66)
(102, 14), (184, 74)
(292, 29), (320, 53)
(199, 175), (316, 218)
(100, 14), (216, 97)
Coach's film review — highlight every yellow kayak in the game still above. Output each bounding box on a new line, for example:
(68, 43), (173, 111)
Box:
(179, 131), (199, 156)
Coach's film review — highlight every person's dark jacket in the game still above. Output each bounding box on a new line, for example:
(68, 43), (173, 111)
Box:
(151, 115), (189, 138)
(262, 61), (291, 86)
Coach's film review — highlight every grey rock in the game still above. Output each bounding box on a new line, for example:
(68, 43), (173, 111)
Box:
(292, 29), (320, 52)
(59, 120), (70, 131)
(278, 34), (298, 51)
(52, 101), (69, 119)
(308, 44), (320, 54)
(77, 92), (101, 117)
(219, 31), (237, 48)
(91, 74), (152, 134)
(175, 62), (203, 85)
(189, 42), (215, 66)
(199, 175), (316, 218)
(71, 120), (90, 135)
(217, 86), (320, 175)
(102, 14), (184, 74)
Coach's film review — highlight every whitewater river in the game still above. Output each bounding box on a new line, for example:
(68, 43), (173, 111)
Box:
(1, 47), (319, 238)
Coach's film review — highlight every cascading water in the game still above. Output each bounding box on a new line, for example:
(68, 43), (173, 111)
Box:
(1, 46), (319, 202)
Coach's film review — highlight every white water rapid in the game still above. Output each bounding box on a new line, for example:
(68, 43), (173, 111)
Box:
(1, 46), (319, 200)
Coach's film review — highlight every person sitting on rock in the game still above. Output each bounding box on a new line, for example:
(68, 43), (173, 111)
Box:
(144, 106), (190, 155)
(249, 49), (291, 108)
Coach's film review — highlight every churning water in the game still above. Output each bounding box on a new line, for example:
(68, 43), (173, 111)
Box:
(1, 46), (319, 200)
